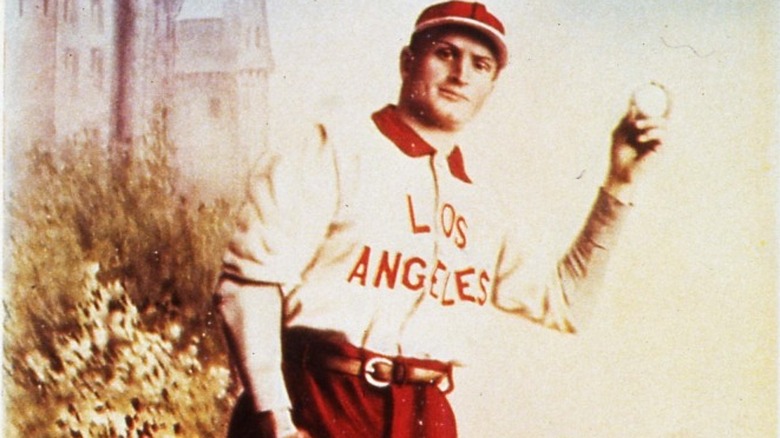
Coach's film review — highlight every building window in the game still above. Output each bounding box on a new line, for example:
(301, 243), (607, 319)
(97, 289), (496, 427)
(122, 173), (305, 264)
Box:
(209, 98), (222, 118)
(18, 0), (23, 16)
(90, 48), (104, 90)
(63, 0), (78, 25)
(255, 26), (261, 48)
(91, 0), (104, 31)
(43, 0), (50, 16)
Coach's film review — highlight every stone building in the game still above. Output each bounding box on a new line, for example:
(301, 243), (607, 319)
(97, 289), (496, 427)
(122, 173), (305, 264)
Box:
(4, 0), (274, 198)
(170, 0), (274, 197)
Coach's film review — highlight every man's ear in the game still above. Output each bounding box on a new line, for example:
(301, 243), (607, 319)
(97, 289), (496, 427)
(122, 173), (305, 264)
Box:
(400, 47), (413, 80)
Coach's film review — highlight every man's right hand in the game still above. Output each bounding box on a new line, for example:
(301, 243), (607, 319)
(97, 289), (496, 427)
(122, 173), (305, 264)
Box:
(256, 408), (311, 438)
(217, 280), (305, 437)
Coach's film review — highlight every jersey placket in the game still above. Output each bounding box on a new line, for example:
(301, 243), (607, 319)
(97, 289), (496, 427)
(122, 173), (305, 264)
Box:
(430, 150), (449, 286)
(394, 150), (449, 354)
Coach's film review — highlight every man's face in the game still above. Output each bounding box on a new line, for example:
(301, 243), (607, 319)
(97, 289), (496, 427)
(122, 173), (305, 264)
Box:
(399, 28), (499, 132)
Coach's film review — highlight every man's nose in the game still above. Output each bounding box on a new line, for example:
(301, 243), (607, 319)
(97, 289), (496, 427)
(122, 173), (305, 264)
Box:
(449, 57), (472, 84)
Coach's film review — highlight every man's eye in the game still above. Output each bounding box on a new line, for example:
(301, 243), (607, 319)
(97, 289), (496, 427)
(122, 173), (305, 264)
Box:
(436, 48), (454, 59)
(475, 61), (495, 73)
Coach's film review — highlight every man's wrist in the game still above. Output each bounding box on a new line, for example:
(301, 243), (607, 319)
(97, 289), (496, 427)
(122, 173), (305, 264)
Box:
(602, 176), (636, 205)
(256, 407), (298, 437)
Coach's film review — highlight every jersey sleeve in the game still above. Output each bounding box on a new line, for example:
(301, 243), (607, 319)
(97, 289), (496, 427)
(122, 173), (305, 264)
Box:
(491, 188), (630, 333)
(221, 123), (339, 294)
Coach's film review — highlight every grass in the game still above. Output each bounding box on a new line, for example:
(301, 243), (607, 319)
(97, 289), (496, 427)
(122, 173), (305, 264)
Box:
(4, 119), (239, 437)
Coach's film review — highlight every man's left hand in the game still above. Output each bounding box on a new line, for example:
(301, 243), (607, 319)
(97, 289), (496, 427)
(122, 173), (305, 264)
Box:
(603, 114), (669, 202)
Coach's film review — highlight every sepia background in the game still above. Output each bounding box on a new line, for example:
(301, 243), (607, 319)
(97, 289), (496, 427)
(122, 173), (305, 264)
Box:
(4, 0), (777, 437)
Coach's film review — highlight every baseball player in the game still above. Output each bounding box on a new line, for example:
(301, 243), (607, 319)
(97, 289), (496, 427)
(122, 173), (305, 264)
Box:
(215, 2), (668, 437)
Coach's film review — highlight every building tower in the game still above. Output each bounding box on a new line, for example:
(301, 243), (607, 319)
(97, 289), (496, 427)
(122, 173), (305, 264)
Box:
(4, 0), (273, 200)
(170, 0), (273, 199)
(113, 0), (183, 143)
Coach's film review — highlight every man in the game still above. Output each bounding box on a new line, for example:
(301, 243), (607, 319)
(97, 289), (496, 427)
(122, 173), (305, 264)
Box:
(216, 2), (668, 437)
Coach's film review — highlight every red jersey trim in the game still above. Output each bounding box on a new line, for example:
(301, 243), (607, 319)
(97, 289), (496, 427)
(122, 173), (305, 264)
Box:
(446, 147), (472, 184)
(372, 105), (472, 184)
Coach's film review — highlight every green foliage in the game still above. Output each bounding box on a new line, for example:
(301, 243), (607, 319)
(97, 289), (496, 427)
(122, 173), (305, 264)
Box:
(5, 122), (240, 436)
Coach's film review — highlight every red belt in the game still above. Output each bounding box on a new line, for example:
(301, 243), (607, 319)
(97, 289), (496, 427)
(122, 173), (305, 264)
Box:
(302, 342), (455, 394)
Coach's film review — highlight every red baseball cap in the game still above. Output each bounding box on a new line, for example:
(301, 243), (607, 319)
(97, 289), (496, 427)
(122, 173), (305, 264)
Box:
(413, 1), (508, 68)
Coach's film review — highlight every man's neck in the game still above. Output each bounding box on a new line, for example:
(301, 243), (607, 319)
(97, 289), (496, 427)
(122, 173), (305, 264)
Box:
(396, 105), (460, 153)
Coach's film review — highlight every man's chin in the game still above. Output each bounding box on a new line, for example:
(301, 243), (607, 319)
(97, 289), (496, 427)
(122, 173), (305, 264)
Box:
(426, 104), (473, 130)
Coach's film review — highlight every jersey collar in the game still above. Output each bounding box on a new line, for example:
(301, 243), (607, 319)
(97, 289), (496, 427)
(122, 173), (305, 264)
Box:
(372, 105), (472, 184)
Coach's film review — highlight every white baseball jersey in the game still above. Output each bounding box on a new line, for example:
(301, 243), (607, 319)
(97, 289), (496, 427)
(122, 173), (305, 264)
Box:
(219, 104), (629, 410)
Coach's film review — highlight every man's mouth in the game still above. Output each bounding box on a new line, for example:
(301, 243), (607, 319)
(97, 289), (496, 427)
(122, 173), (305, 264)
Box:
(439, 87), (468, 102)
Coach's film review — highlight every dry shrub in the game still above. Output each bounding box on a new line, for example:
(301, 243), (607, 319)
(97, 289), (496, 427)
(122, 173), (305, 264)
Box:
(5, 120), (239, 437)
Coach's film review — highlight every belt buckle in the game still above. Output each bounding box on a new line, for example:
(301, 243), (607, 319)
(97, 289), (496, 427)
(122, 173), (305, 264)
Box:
(437, 368), (454, 395)
(363, 356), (393, 388)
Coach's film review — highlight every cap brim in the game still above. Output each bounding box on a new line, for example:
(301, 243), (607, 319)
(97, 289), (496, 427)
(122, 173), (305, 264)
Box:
(413, 17), (508, 68)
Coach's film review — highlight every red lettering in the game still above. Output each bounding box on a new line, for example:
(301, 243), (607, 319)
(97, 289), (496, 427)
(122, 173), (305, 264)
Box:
(429, 260), (448, 299)
(346, 244), (488, 308)
(431, 260), (455, 305)
(347, 245), (371, 286)
(478, 270), (490, 305)
(454, 216), (468, 249)
(440, 203), (456, 237)
(438, 203), (468, 249)
(372, 251), (401, 289)
(402, 257), (427, 291)
(406, 195), (431, 234)
(454, 267), (476, 303)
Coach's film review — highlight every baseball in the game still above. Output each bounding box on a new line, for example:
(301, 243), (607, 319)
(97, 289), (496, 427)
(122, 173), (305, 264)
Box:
(631, 82), (670, 118)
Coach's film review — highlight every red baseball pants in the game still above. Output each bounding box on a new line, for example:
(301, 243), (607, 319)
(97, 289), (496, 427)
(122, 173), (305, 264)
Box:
(227, 329), (457, 437)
